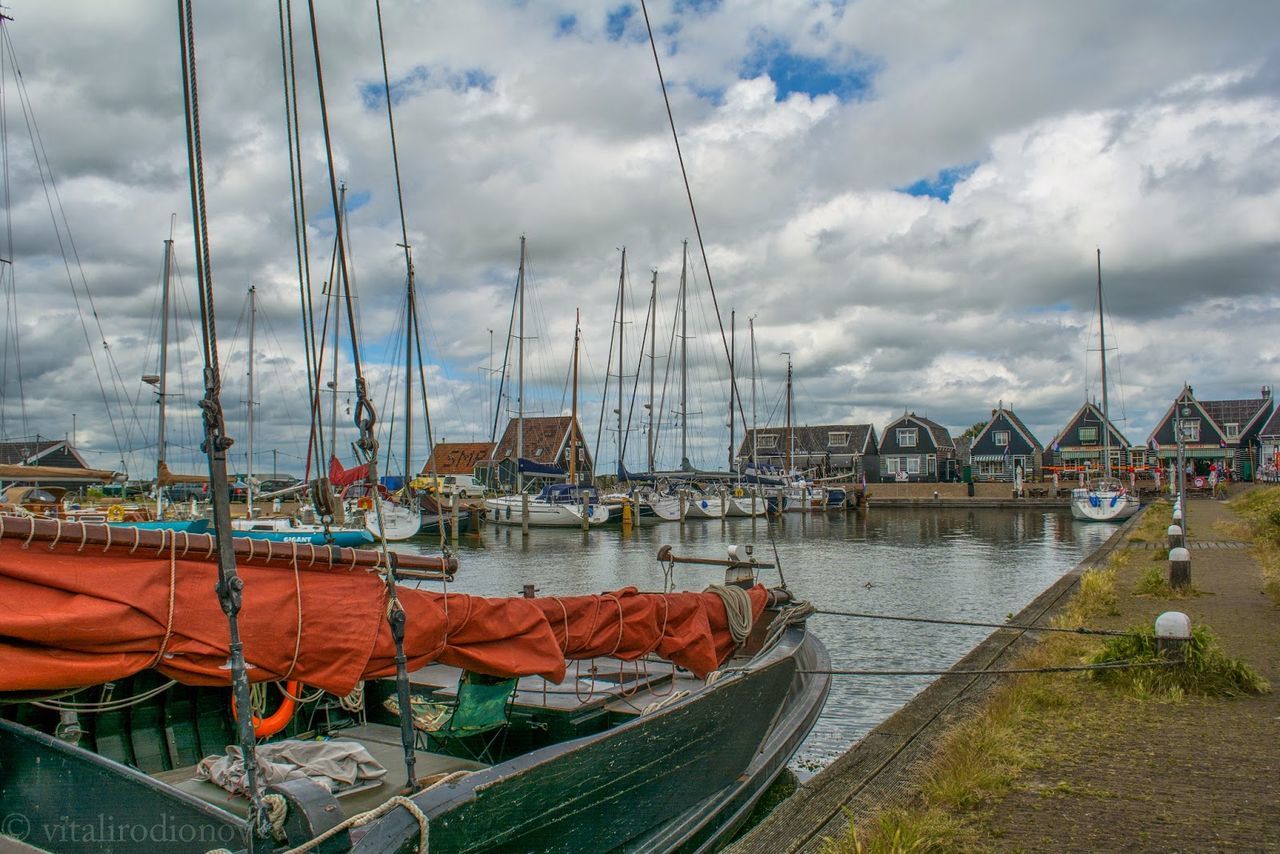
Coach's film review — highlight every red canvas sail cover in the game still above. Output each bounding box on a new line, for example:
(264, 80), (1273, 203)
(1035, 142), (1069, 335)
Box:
(0, 530), (767, 695)
(328, 455), (370, 489)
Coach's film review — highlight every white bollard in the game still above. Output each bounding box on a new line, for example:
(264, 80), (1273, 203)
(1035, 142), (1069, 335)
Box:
(1167, 524), (1184, 550)
(1155, 610), (1192, 660)
(1168, 546), (1191, 590)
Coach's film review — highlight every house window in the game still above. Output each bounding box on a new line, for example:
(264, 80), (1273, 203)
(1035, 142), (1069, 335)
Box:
(828, 432), (849, 447)
(906, 456), (920, 474)
(1224, 422), (1240, 440)
(1180, 421), (1200, 442)
(993, 431), (1010, 447)
(897, 428), (918, 447)
(1078, 427), (1098, 444)
(757, 434), (777, 449)
(882, 457), (902, 474)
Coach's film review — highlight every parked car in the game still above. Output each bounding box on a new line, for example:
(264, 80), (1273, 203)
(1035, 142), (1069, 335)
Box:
(164, 483), (208, 502)
(440, 474), (485, 498)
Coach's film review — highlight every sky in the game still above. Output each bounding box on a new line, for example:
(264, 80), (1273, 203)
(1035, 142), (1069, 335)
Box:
(0, 0), (1277, 478)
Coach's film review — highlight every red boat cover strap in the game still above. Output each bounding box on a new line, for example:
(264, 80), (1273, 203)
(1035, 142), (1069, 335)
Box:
(0, 539), (766, 694)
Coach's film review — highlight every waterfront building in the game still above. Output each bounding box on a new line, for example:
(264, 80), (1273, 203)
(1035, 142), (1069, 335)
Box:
(1046, 402), (1131, 473)
(0, 437), (107, 487)
(1259, 407), (1280, 482)
(422, 441), (496, 477)
(1146, 385), (1272, 480)
(736, 424), (878, 480)
(876, 413), (956, 482)
(476, 415), (593, 490)
(969, 404), (1044, 482)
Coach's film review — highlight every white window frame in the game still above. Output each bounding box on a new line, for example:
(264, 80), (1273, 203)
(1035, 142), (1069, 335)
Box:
(757, 434), (777, 449)
(1224, 422), (1240, 440)
(897, 428), (918, 448)
(905, 456), (920, 474)
(1078, 426), (1098, 445)
(993, 430), (1010, 447)
(828, 431), (849, 447)
(1180, 421), (1200, 442)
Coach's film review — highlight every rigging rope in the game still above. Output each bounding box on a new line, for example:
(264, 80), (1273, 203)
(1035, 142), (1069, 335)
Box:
(814, 608), (1133, 637)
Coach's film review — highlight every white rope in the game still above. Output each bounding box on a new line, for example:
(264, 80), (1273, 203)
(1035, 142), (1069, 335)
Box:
(642, 689), (689, 715)
(339, 683), (365, 712)
(32, 680), (177, 713)
(705, 584), (753, 645)
(283, 794), (430, 853)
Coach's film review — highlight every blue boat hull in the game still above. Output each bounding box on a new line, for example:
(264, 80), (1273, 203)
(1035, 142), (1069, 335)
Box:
(108, 519), (211, 534)
(231, 529), (375, 546)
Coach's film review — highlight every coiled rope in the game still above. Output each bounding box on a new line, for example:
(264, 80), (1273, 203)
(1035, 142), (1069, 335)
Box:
(705, 584), (753, 645)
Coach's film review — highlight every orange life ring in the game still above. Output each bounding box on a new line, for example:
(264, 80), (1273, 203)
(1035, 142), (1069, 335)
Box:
(231, 681), (299, 738)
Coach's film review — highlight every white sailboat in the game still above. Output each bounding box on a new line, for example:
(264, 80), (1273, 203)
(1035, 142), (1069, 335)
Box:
(484, 241), (609, 528)
(1071, 250), (1139, 522)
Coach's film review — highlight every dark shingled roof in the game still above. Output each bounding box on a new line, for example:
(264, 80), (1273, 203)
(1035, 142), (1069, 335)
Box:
(1200, 397), (1270, 432)
(912, 414), (955, 450)
(1261, 406), (1280, 438)
(492, 416), (577, 465)
(736, 424), (875, 459)
(0, 440), (62, 465)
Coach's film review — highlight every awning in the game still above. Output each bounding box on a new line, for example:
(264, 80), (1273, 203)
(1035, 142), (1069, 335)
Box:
(0, 463), (123, 484)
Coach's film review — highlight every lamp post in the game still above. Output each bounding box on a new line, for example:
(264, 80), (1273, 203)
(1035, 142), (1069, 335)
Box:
(1176, 404), (1189, 536)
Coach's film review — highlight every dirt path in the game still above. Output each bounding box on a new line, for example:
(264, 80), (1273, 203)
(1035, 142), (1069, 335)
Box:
(981, 497), (1280, 851)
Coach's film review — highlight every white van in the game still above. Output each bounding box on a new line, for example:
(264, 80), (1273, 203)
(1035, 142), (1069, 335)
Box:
(440, 474), (485, 498)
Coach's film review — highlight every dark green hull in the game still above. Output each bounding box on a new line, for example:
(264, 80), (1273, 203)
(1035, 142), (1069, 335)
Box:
(0, 625), (828, 853)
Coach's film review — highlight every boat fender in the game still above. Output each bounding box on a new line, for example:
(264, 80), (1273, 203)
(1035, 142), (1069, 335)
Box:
(232, 681), (300, 737)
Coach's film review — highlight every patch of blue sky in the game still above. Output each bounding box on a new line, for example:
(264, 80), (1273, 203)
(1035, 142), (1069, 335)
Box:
(674, 0), (721, 13)
(606, 5), (635, 41)
(896, 162), (981, 203)
(554, 13), (577, 37)
(740, 37), (875, 102)
(308, 188), (373, 226)
(359, 65), (493, 110)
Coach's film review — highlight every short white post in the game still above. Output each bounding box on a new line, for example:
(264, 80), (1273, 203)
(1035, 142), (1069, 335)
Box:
(1167, 524), (1183, 550)
(1168, 546), (1191, 591)
(1154, 611), (1192, 661)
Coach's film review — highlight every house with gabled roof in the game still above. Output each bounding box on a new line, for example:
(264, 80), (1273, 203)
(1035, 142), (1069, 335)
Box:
(0, 437), (111, 486)
(735, 424), (878, 479)
(476, 415), (593, 488)
(1259, 405), (1280, 482)
(1147, 385), (1273, 480)
(969, 403), (1044, 482)
(1047, 402), (1131, 473)
(877, 412), (956, 482)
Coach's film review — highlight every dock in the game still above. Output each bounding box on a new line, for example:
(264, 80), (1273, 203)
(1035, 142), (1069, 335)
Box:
(732, 494), (1280, 851)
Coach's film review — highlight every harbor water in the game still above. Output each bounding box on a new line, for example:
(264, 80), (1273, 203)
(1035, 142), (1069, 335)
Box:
(392, 508), (1120, 772)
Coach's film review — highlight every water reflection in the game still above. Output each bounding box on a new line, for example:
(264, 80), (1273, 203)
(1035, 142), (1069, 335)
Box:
(391, 509), (1117, 771)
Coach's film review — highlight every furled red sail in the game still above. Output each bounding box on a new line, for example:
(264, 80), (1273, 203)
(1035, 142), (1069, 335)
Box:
(327, 455), (370, 488)
(0, 516), (766, 695)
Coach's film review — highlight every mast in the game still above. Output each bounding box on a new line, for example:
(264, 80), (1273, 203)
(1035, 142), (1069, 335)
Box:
(616, 248), (626, 479)
(155, 238), (173, 517)
(570, 308), (579, 483)
(679, 240), (689, 470)
(246, 284), (257, 516)
(517, 236), (526, 499)
(328, 184), (345, 461)
(784, 352), (793, 475)
(1097, 248), (1111, 479)
(647, 269), (657, 474)
(749, 316), (757, 468)
(729, 310), (735, 472)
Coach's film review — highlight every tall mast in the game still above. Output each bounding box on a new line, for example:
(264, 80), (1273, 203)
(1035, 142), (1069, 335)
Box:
(647, 269), (657, 474)
(246, 284), (257, 516)
(570, 307), (579, 483)
(784, 352), (793, 474)
(403, 252), (415, 486)
(516, 236), (526, 497)
(616, 247), (626, 479)
(155, 237), (173, 517)
(1097, 248), (1111, 479)
(749, 317), (757, 468)
(729, 310), (735, 472)
(329, 184), (345, 460)
(679, 240), (689, 470)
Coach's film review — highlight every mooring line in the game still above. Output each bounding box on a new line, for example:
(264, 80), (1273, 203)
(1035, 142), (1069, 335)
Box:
(799, 660), (1175, 677)
(814, 608), (1132, 637)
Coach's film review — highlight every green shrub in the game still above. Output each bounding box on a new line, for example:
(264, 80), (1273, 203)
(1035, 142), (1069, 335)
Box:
(1089, 624), (1268, 698)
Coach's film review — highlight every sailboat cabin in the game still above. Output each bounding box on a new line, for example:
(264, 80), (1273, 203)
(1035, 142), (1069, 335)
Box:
(1146, 385), (1272, 480)
(1047, 402), (1131, 473)
(969, 404), (1044, 482)
(876, 413), (956, 482)
(478, 415), (593, 489)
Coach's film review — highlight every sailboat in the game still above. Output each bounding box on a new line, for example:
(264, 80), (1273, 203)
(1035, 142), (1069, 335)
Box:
(484, 239), (609, 528)
(779, 353), (826, 513)
(1070, 250), (1140, 522)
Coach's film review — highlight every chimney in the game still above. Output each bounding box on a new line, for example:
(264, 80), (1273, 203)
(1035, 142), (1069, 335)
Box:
(1263, 385), (1272, 399)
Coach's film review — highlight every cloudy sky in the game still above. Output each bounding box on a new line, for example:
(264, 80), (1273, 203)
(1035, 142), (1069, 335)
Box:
(0, 0), (1277, 478)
